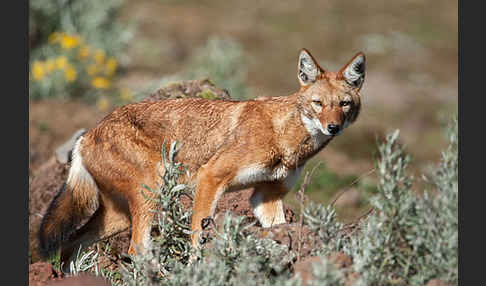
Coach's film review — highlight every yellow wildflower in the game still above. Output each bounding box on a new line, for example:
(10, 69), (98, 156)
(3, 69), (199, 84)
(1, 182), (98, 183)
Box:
(32, 61), (45, 81)
(78, 45), (91, 60)
(60, 34), (81, 50)
(92, 77), (111, 89)
(105, 58), (118, 77)
(45, 59), (56, 74)
(87, 64), (99, 76)
(96, 96), (110, 112)
(64, 65), (77, 82)
(55, 56), (68, 70)
(48, 32), (62, 44)
(94, 49), (106, 65)
(120, 88), (133, 102)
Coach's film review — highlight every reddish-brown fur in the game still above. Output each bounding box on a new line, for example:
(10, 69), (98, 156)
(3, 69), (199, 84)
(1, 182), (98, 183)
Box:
(38, 49), (365, 268)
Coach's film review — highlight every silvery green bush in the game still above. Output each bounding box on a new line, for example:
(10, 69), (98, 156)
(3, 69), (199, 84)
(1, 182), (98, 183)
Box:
(167, 214), (298, 286)
(122, 210), (299, 285)
(306, 256), (345, 286)
(344, 118), (458, 285)
(302, 118), (457, 286)
(120, 142), (194, 285)
(302, 202), (345, 255)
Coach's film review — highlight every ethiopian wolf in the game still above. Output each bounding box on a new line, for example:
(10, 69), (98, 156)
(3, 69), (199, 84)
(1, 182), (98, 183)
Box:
(39, 49), (366, 267)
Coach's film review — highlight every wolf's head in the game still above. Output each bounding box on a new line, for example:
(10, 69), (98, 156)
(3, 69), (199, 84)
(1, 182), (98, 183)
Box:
(296, 49), (365, 137)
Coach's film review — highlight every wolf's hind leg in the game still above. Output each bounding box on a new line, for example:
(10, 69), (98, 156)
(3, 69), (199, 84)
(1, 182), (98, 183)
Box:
(60, 196), (130, 272)
(250, 182), (289, 227)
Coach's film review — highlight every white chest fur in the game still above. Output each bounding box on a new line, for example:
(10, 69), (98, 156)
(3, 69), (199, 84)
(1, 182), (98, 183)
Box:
(233, 164), (303, 190)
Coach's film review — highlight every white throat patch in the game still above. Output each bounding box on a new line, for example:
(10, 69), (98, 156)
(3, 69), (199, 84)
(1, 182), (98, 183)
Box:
(300, 113), (332, 148)
(301, 113), (325, 135)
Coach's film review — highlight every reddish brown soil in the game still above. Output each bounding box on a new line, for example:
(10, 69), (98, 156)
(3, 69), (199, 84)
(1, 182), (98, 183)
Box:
(29, 261), (111, 286)
(29, 262), (63, 286)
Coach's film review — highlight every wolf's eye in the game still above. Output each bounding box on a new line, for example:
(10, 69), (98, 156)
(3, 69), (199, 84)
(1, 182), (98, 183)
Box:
(340, 101), (351, 107)
(312, 100), (322, 106)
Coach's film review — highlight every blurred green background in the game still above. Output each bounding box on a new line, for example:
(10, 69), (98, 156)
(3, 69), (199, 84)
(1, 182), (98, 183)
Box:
(29, 0), (457, 222)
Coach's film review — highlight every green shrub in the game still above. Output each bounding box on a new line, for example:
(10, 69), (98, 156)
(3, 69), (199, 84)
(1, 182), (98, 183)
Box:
(122, 213), (299, 285)
(301, 118), (458, 286)
(346, 121), (457, 285)
(167, 214), (297, 286)
(306, 256), (346, 286)
(348, 120), (456, 285)
(302, 202), (344, 255)
(29, 0), (134, 102)
(29, 0), (133, 58)
(120, 141), (194, 285)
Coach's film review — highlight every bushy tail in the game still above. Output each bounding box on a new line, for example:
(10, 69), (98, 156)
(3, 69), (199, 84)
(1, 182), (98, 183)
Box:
(38, 137), (99, 259)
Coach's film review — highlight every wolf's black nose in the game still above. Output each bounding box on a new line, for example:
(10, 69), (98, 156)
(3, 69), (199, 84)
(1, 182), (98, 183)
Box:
(327, 124), (341, 135)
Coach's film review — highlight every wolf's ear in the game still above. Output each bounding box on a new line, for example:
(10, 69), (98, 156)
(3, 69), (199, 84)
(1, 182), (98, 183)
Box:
(340, 52), (366, 90)
(298, 49), (322, 87)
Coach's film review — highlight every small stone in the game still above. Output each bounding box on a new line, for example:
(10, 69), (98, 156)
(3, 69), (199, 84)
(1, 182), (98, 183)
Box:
(293, 256), (323, 286)
(328, 251), (353, 268)
(29, 262), (57, 286)
(55, 128), (86, 164)
(334, 188), (361, 207)
(425, 279), (453, 286)
(47, 274), (112, 286)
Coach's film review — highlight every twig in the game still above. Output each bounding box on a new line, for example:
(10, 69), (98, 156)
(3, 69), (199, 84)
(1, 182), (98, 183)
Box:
(340, 207), (375, 237)
(296, 172), (309, 262)
(330, 168), (376, 207)
(296, 162), (322, 262)
(355, 207), (374, 222)
(179, 192), (194, 202)
(287, 231), (293, 252)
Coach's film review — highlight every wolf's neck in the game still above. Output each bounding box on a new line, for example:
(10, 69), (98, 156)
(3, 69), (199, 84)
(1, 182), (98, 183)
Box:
(268, 94), (333, 168)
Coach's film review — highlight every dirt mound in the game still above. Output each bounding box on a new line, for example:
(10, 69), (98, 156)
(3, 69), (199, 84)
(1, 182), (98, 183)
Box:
(142, 78), (232, 102)
(29, 262), (63, 286)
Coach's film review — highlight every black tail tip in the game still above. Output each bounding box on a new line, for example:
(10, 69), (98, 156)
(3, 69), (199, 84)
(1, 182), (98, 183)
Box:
(37, 183), (70, 260)
(37, 227), (60, 260)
